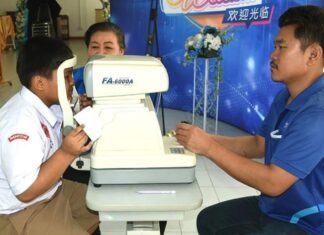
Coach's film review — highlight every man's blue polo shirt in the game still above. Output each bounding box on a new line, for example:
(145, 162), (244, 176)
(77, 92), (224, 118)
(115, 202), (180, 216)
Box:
(258, 74), (324, 234)
(73, 67), (85, 95)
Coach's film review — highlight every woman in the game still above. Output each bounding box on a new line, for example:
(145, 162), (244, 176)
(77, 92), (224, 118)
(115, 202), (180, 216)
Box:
(63, 21), (125, 184)
(74, 21), (126, 109)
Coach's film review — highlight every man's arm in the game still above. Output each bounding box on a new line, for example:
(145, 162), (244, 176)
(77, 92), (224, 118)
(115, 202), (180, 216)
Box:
(211, 134), (265, 159)
(176, 123), (298, 196)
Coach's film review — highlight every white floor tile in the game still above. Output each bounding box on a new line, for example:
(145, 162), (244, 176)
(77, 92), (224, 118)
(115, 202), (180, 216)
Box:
(208, 167), (247, 188)
(203, 158), (217, 170)
(179, 208), (202, 233)
(195, 156), (206, 172)
(164, 232), (182, 235)
(216, 187), (260, 202)
(195, 169), (212, 187)
(200, 186), (219, 207)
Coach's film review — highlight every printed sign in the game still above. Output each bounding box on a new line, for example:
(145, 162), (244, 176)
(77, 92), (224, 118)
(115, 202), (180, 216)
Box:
(160, 0), (262, 14)
(223, 4), (274, 27)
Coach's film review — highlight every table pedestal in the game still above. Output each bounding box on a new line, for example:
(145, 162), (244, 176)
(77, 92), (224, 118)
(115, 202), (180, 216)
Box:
(86, 180), (202, 235)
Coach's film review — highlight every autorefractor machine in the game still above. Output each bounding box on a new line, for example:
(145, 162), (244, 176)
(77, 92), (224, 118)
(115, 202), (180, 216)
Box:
(57, 55), (196, 186)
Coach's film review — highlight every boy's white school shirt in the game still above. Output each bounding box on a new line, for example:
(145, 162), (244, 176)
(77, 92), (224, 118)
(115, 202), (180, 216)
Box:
(0, 87), (63, 214)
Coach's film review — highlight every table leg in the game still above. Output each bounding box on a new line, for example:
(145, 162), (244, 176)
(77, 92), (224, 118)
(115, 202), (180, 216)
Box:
(159, 221), (167, 235)
(127, 221), (160, 235)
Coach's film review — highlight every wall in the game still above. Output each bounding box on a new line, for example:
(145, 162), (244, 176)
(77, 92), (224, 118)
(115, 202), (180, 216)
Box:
(0, 0), (102, 37)
(0, 1), (16, 15)
(57, 0), (102, 37)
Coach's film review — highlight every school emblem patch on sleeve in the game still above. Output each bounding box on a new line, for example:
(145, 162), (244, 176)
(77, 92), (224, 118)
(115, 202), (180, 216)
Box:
(8, 134), (29, 142)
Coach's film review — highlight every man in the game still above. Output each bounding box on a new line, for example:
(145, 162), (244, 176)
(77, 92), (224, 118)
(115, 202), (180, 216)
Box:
(176, 5), (324, 235)
(0, 36), (99, 235)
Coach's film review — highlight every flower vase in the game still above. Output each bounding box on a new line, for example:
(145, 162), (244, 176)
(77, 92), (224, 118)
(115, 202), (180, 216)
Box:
(191, 58), (210, 132)
(198, 48), (219, 59)
(214, 60), (221, 134)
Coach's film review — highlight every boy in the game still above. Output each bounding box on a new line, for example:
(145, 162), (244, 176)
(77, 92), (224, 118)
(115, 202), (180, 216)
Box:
(0, 36), (99, 235)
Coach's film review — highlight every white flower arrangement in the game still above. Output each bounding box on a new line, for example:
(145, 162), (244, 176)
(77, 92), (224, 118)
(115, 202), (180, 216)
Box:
(205, 33), (222, 51)
(184, 25), (233, 100)
(184, 25), (233, 64)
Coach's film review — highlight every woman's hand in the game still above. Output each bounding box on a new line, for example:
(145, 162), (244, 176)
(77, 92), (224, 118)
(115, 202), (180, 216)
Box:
(79, 95), (93, 110)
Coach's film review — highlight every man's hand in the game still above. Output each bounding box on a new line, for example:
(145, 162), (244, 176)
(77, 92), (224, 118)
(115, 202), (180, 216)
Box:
(175, 123), (213, 155)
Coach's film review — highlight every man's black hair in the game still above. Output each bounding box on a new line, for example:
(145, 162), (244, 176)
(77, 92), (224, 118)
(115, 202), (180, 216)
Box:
(279, 5), (324, 52)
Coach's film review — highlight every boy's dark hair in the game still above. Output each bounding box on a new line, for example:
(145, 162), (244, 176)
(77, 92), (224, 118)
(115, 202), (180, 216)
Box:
(17, 36), (73, 88)
(84, 21), (125, 49)
(279, 5), (324, 52)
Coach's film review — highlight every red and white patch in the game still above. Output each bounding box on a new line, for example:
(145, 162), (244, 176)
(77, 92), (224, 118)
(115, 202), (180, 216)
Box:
(40, 122), (50, 138)
(8, 134), (29, 142)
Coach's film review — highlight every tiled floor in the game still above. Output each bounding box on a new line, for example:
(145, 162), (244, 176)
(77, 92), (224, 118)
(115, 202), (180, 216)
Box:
(0, 40), (260, 235)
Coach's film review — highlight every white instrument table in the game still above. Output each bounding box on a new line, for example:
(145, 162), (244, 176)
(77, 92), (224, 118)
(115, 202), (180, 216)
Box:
(86, 180), (202, 234)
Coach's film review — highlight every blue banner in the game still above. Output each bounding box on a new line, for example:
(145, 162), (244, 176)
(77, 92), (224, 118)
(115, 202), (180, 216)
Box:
(110, 0), (324, 134)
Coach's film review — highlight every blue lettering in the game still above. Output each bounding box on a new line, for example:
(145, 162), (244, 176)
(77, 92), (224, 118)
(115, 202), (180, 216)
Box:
(102, 77), (133, 85)
(102, 77), (113, 84)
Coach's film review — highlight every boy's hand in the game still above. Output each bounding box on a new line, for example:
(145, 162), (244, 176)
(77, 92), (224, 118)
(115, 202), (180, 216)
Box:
(61, 125), (93, 158)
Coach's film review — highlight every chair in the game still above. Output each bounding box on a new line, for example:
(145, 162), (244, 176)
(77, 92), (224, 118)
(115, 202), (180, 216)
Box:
(0, 49), (12, 88)
(31, 3), (55, 38)
(0, 15), (16, 50)
(32, 22), (52, 37)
